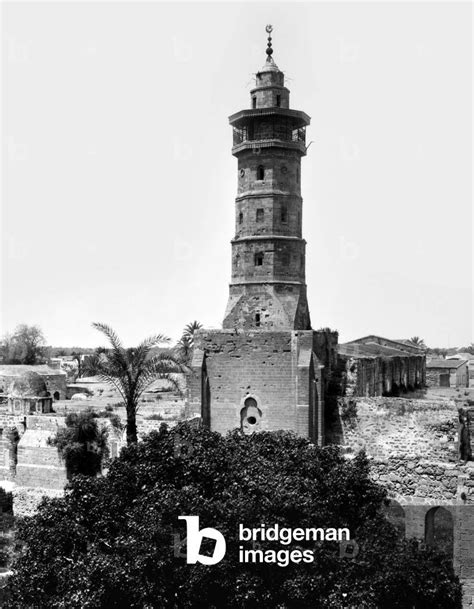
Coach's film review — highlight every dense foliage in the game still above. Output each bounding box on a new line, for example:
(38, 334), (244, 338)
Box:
(48, 410), (110, 477)
(5, 424), (462, 608)
(0, 324), (47, 365)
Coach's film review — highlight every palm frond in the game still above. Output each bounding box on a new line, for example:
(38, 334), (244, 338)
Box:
(183, 321), (202, 338)
(96, 373), (127, 404)
(134, 354), (186, 397)
(92, 323), (124, 352)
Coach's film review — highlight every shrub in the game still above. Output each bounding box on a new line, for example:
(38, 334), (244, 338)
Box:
(4, 424), (463, 609)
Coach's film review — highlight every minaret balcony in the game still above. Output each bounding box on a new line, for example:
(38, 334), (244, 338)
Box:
(230, 109), (309, 155)
(232, 138), (307, 156)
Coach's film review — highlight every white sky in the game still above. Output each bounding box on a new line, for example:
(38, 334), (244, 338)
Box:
(2, 2), (472, 348)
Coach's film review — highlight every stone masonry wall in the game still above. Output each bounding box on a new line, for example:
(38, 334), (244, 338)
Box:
(15, 416), (68, 490)
(188, 329), (327, 439)
(339, 397), (460, 461)
(336, 396), (474, 608)
(192, 330), (297, 435)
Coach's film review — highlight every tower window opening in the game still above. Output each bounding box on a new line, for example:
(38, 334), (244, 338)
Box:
(256, 208), (264, 222)
(239, 212), (243, 224)
(276, 94), (281, 107)
(281, 206), (288, 223)
(257, 165), (265, 180)
(255, 313), (261, 327)
(252, 96), (257, 109)
(255, 252), (264, 266)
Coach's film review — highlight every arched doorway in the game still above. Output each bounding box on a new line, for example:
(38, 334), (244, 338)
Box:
(53, 391), (60, 401)
(425, 507), (454, 556)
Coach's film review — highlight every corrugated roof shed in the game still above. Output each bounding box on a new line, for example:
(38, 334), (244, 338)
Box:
(338, 342), (413, 358)
(427, 359), (468, 369)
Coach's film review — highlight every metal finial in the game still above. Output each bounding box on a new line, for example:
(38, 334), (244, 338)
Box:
(265, 24), (273, 61)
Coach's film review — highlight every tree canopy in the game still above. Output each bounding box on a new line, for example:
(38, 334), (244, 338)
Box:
(0, 324), (47, 365)
(174, 320), (202, 365)
(5, 424), (462, 608)
(48, 409), (112, 478)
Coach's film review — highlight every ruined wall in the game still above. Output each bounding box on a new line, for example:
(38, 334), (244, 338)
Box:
(0, 415), (26, 479)
(15, 416), (68, 490)
(334, 395), (474, 608)
(188, 329), (326, 441)
(338, 397), (460, 461)
(337, 355), (425, 397)
(373, 462), (474, 609)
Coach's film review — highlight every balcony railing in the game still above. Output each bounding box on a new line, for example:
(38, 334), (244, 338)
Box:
(233, 124), (306, 147)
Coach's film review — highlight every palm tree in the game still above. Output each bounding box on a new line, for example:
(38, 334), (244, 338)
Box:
(81, 352), (108, 378)
(92, 323), (184, 445)
(183, 320), (202, 338)
(409, 336), (426, 349)
(175, 320), (202, 364)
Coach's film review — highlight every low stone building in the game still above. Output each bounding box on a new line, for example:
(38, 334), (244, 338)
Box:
(0, 365), (67, 401)
(427, 359), (469, 388)
(336, 335), (426, 397)
(7, 372), (53, 415)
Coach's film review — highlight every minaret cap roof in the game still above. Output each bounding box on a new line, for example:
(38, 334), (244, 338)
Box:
(259, 56), (281, 73)
(258, 24), (281, 73)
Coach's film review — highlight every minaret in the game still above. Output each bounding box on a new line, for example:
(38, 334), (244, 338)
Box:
(187, 26), (334, 446)
(223, 25), (312, 331)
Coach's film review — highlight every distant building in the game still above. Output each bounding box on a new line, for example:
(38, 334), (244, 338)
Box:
(337, 335), (426, 397)
(426, 359), (469, 388)
(7, 371), (53, 415)
(446, 353), (474, 383)
(0, 365), (67, 401)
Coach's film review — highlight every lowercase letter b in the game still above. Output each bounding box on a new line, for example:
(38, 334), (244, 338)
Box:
(178, 516), (226, 565)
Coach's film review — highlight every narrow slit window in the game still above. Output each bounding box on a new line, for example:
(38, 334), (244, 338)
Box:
(255, 252), (264, 266)
(239, 212), (243, 224)
(281, 206), (288, 223)
(276, 94), (281, 107)
(255, 313), (261, 327)
(257, 165), (265, 180)
(252, 96), (257, 109)
(256, 208), (264, 222)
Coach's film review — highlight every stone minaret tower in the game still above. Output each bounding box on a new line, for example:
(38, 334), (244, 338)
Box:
(223, 25), (311, 331)
(187, 27), (338, 446)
